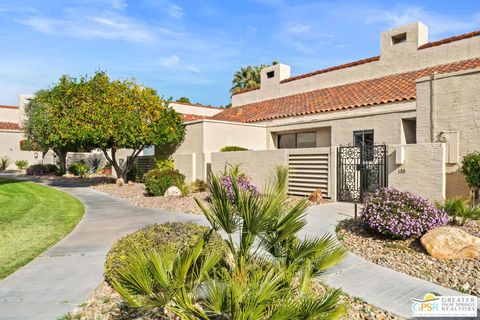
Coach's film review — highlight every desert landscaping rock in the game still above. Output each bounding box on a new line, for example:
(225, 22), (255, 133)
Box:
(164, 185), (181, 197)
(421, 226), (480, 259)
(336, 218), (480, 296)
(92, 182), (207, 214)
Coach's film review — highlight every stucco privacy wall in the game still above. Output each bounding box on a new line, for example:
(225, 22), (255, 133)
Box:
(264, 102), (416, 148)
(0, 131), (42, 170)
(416, 68), (480, 198)
(0, 107), (19, 122)
(211, 149), (288, 190)
(172, 120), (268, 181)
(172, 153), (195, 182)
(388, 143), (446, 201)
(233, 22), (480, 106)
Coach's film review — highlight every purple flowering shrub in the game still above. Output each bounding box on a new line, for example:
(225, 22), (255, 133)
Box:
(220, 175), (259, 201)
(361, 187), (448, 239)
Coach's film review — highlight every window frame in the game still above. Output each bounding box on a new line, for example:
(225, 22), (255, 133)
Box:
(277, 131), (317, 149)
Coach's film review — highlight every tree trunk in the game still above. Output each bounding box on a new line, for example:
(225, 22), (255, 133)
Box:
(101, 147), (144, 184)
(54, 149), (67, 174)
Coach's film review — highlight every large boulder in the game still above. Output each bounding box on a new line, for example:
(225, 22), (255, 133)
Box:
(164, 186), (181, 197)
(420, 227), (480, 259)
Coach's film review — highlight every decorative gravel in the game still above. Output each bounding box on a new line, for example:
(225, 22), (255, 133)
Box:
(65, 281), (401, 320)
(336, 218), (480, 296)
(92, 183), (207, 214)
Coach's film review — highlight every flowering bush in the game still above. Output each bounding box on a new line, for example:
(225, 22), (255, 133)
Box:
(361, 187), (448, 239)
(220, 175), (259, 201)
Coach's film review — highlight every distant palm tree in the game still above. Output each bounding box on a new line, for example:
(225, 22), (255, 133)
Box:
(230, 61), (278, 95)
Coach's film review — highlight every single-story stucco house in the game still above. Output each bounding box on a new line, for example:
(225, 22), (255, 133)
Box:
(170, 22), (480, 203)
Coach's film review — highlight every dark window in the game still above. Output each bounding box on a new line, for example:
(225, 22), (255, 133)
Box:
(353, 130), (374, 147)
(266, 71), (275, 79)
(278, 132), (316, 149)
(391, 32), (407, 45)
(353, 130), (374, 160)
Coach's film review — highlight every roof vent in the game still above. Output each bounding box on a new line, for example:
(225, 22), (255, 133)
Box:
(266, 71), (275, 79)
(391, 32), (407, 45)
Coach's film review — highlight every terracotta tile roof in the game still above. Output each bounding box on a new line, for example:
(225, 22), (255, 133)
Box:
(0, 122), (20, 130)
(213, 58), (480, 123)
(182, 114), (211, 121)
(418, 30), (480, 50)
(231, 30), (480, 96)
(0, 105), (18, 109)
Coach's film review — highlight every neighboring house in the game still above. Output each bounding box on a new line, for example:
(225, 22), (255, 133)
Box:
(172, 22), (480, 202)
(0, 97), (42, 170)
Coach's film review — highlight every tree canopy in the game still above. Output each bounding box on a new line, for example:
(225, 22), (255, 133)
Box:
(230, 61), (278, 95)
(24, 71), (186, 180)
(176, 97), (191, 103)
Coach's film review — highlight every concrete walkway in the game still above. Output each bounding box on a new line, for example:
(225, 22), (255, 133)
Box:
(0, 179), (478, 319)
(305, 202), (480, 320)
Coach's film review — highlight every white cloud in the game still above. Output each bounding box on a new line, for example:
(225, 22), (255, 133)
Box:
(157, 55), (200, 73)
(286, 23), (311, 34)
(364, 5), (480, 38)
(15, 12), (155, 43)
(108, 0), (128, 10)
(166, 3), (184, 19)
(158, 55), (181, 67)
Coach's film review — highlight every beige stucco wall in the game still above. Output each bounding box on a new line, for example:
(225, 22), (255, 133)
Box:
(170, 102), (222, 117)
(172, 153), (196, 182)
(0, 131), (42, 169)
(172, 120), (268, 181)
(265, 101), (416, 148)
(416, 68), (480, 198)
(0, 107), (19, 123)
(211, 149), (288, 190)
(388, 143), (445, 202)
(232, 22), (480, 107)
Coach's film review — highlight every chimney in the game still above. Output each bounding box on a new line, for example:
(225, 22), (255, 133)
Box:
(380, 21), (428, 60)
(260, 63), (291, 90)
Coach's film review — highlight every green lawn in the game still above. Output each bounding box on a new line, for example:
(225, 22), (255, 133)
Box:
(0, 178), (84, 279)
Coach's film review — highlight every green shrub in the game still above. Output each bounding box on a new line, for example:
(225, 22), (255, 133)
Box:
(126, 165), (138, 182)
(14, 160), (29, 170)
(26, 164), (58, 176)
(154, 158), (174, 171)
(462, 152), (480, 193)
(104, 222), (226, 284)
(144, 169), (185, 196)
(68, 161), (89, 177)
(220, 146), (248, 152)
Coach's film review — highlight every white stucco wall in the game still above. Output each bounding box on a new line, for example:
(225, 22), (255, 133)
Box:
(0, 107), (19, 123)
(388, 143), (446, 202)
(211, 149), (288, 190)
(170, 102), (222, 117)
(0, 131), (42, 170)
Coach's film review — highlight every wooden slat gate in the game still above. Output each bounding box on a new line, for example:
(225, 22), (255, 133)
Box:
(288, 152), (330, 198)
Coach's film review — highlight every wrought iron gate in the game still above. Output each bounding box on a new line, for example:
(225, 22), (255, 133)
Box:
(337, 144), (388, 202)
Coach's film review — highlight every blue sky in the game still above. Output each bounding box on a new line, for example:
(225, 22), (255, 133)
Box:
(0, 1), (479, 107)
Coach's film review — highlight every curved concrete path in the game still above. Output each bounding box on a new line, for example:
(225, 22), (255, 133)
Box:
(0, 178), (478, 319)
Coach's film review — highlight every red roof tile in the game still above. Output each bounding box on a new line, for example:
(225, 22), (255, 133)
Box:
(418, 30), (480, 50)
(231, 30), (480, 96)
(213, 58), (480, 123)
(0, 105), (18, 109)
(0, 122), (20, 130)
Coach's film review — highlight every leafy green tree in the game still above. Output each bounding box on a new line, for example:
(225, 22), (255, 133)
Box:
(176, 97), (191, 103)
(23, 76), (86, 174)
(462, 152), (480, 200)
(230, 61), (278, 95)
(79, 72), (186, 181)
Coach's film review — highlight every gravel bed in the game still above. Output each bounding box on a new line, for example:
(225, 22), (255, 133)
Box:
(92, 183), (207, 214)
(64, 281), (400, 320)
(336, 218), (480, 296)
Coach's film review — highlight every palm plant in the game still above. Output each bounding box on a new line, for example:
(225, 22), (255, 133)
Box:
(114, 167), (347, 319)
(230, 61), (278, 95)
(0, 155), (10, 171)
(438, 198), (480, 226)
